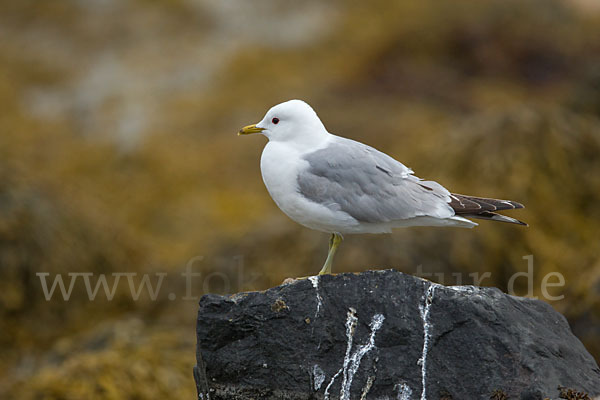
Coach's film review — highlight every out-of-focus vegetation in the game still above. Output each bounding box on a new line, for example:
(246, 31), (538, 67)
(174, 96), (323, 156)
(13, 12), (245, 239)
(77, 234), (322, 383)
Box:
(1, 0), (599, 398)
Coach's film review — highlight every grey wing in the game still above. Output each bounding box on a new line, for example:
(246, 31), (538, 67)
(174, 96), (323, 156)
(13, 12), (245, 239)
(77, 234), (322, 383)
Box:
(297, 136), (455, 223)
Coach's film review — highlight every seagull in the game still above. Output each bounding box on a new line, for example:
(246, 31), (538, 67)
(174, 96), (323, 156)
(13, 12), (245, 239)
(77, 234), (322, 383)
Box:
(239, 100), (526, 275)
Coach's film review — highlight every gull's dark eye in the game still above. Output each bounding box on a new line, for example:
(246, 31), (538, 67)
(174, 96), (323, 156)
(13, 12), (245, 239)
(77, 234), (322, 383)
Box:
(272, 117), (279, 124)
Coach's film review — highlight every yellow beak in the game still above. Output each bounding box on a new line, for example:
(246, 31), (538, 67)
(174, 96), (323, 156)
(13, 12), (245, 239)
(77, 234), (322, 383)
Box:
(238, 124), (265, 136)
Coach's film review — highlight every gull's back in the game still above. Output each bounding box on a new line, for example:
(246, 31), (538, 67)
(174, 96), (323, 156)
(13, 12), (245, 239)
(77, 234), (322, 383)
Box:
(296, 135), (466, 229)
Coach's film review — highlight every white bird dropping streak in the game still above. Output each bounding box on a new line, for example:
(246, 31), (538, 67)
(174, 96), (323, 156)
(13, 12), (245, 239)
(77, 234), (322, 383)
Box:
(323, 308), (385, 400)
(324, 308), (357, 400)
(395, 383), (413, 400)
(418, 284), (438, 400)
(312, 364), (326, 391)
(340, 313), (385, 400)
(308, 276), (323, 317)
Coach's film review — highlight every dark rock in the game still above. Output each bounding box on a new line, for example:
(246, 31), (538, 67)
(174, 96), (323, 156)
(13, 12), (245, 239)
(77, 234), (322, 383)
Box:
(194, 270), (600, 399)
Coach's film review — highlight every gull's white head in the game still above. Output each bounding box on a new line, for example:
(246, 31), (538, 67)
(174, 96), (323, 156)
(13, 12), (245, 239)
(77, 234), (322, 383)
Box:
(238, 100), (328, 145)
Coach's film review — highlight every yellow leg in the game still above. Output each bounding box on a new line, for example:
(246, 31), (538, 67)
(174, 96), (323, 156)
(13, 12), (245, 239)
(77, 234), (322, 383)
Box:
(318, 233), (343, 275)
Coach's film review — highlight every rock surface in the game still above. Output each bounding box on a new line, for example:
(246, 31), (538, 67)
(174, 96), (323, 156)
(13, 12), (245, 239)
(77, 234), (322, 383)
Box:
(194, 270), (600, 399)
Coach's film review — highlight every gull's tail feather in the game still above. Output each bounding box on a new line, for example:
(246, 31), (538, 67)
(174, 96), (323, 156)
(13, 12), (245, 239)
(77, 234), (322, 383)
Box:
(449, 193), (527, 226)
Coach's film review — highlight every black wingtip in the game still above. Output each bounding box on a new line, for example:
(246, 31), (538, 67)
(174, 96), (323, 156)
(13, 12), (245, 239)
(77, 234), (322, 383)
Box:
(510, 200), (525, 210)
(464, 211), (528, 226)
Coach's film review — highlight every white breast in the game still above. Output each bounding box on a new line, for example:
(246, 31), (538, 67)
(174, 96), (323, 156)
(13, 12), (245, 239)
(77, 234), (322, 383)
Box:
(260, 141), (358, 233)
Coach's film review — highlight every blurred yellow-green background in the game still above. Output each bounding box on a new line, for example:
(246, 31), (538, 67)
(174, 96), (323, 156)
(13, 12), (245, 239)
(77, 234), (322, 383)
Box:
(1, 0), (600, 398)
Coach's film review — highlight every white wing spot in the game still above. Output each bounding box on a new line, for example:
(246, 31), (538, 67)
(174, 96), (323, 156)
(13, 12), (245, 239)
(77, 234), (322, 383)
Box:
(450, 194), (465, 207)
